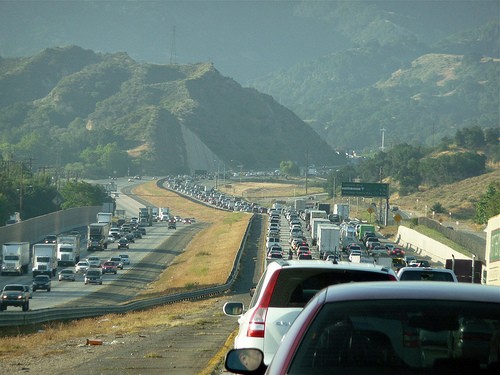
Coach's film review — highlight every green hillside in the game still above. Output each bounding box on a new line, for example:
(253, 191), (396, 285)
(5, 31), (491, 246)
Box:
(0, 46), (343, 178)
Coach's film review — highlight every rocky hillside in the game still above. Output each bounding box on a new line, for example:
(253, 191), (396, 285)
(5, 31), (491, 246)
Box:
(0, 46), (343, 177)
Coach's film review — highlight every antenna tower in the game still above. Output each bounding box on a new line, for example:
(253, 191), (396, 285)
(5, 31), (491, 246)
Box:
(170, 25), (177, 64)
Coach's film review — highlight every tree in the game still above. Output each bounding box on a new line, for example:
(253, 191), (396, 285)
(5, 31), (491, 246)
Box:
(474, 183), (500, 224)
(279, 160), (299, 176)
(59, 181), (108, 209)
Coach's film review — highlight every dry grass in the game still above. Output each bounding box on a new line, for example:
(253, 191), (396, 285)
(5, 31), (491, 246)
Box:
(218, 181), (323, 202)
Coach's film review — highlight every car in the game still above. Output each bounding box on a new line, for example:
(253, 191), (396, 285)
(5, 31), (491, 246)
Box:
(109, 256), (124, 269)
(84, 269), (103, 285)
(102, 261), (118, 274)
(404, 255), (417, 265)
(58, 268), (76, 281)
(222, 260), (397, 365)
(32, 275), (52, 292)
(397, 266), (458, 282)
(391, 257), (407, 272)
(75, 260), (90, 273)
(138, 226), (146, 235)
(348, 249), (362, 262)
(0, 284), (30, 311)
(125, 233), (135, 243)
(107, 235), (116, 243)
(86, 256), (101, 268)
(119, 254), (130, 265)
(43, 234), (57, 244)
(389, 247), (406, 257)
(409, 259), (432, 268)
(168, 219), (177, 229)
(182, 218), (193, 224)
(132, 229), (142, 239)
(117, 238), (129, 249)
(224, 282), (500, 374)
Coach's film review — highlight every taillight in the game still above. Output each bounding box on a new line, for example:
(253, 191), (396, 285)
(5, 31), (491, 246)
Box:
(246, 270), (281, 338)
(403, 329), (420, 348)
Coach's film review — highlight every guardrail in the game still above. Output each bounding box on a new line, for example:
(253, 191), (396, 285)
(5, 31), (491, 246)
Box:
(0, 211), (255, 327)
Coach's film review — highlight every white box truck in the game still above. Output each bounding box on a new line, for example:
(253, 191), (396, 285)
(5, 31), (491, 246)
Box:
(159, 207), (170, 222)
(1, 242), (30, 275)
(32, 243), (58, 277)
(97, 212), (113, 224)
(334, 204), (350, 221)
(57, 234), (81, 266)
(311, 217), (331, 242)
(317, 224), (341, 259)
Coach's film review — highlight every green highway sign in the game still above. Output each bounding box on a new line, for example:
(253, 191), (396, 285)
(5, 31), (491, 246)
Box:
(341, 182), (389, 198)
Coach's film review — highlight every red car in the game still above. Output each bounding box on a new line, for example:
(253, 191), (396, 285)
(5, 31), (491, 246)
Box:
(101, 261), (118, 274)
(389, 247), (405, 257)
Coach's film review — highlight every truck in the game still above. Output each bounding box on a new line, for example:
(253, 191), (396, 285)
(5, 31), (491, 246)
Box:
(96, 212), (113, 224)
(5, 212), (21, 225)
(32, 243), (58, 277)
(445, 258), (483, 283)
(151, 207), (159, 222)
(56, 234), (81, 266)
(159, 207), (170, 222)
(357, 224), (376, 241)
(317, 224), (341, 259)
(139, 206), (153, 226)
(311, 217), (331, 243)
(334, 203), (350, 221)
(317, 203), (331, 215)
(87, 222), (110, 251)
(294, 199), (306, 212)
(307, 209), (328, 230)
(1, 242), (30, 276)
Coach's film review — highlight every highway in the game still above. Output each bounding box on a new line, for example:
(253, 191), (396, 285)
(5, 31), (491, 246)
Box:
(0, 178), (194, 311)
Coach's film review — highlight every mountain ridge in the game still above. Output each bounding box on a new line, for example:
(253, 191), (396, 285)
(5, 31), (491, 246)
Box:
(0, 46), (342, 178)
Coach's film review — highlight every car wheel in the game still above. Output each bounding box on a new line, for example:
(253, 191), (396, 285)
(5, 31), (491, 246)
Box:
(23, 302), (29, 311)
(47, 289), (51, 292)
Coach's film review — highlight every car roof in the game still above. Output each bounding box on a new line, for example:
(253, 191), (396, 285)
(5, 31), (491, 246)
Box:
(266, 259), (395, 274)
(323, 281), (500, 303)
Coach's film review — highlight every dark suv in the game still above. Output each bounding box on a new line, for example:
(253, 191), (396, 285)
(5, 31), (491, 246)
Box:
(0, 284), (30, 311)
(32, 275), (52, 292)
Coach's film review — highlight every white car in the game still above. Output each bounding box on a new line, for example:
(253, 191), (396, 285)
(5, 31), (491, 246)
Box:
(75, 261), (89, 273)
(223, 260), (397, 365)
(119, 254), (130, 265)
(397, 267), (458, 282)
(86, 256), (101, 268)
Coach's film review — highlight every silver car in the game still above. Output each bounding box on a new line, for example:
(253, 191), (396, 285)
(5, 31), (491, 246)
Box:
(225, 282), (500, 374)
(58, 268), (76, 281)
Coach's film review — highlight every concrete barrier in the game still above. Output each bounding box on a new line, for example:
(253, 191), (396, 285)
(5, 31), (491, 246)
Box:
(397, 225), (471, 266)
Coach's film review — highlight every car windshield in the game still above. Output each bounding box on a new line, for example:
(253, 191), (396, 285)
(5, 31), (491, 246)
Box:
(288, 300), (500, 374)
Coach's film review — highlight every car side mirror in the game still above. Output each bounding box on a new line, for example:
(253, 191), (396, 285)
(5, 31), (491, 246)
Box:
(223, 302), (244, 316)
(225, 348), (266, 374)
(249, 287), (256, 297)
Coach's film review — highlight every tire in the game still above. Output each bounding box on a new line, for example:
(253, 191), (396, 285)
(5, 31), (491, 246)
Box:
(22, 302), (29, 311)
(0, 305), (5, 311)
(47, 288), (51, 292)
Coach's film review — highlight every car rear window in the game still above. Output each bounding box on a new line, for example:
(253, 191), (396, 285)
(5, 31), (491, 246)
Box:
(268, 268), (394, 308)
(399, 270), (455, 282)
(289, 300), (500, 373)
